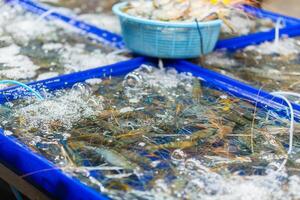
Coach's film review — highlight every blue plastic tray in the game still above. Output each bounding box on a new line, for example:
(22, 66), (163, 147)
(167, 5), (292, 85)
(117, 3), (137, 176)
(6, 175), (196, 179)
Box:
(0, 57), (300, 200)
(1, 1), (300, 199)
(217, 5), (300, 50)
(0, 58), (147, 200)
(5, 0), (124, 49)
(6, 0), (300, 51)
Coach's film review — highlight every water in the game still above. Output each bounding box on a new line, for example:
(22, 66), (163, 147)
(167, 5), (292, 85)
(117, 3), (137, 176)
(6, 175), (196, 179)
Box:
(0, 2), (128, 83)
(202, 37), (300, 92)
(1, 65), (299, 199)
(40, 0), (121, 33)
(0, 1), (299, 199)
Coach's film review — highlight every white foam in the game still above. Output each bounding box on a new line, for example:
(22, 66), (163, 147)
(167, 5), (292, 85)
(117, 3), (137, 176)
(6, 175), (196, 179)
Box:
(205, 51), (238, 67)
(0, 44), (39, 79)
(14, 88), (103, 133)
(123, 65), (193, 103)
(60, 44), (127, 72)
(121, 158), (297, 200)
(37, 72), (60, 80)
(0, 4), (129, 82)
(4, 13), (59, 45)
(245, 38), (300, 56)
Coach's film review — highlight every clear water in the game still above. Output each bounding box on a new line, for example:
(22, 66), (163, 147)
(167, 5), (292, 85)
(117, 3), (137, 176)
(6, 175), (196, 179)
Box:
(0, 2), (128, 84)
(0, 1), (299, 199)
(1, 65), (299, 200)
(202, 37), (300, 92)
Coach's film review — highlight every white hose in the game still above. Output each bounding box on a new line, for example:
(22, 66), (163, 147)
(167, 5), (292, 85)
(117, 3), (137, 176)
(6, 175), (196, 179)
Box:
(271, 91), (297, 154)
(273, 91), (300, 99)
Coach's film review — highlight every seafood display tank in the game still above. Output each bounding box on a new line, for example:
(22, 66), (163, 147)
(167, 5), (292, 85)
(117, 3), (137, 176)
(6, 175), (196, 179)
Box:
(0, 0), (300, 200)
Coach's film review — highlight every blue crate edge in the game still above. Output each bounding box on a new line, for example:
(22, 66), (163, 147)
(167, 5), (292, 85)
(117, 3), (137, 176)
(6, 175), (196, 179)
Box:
(5, 0), (125, 49)
(0, 57), (300, 199)
(0, 129), (110, 200)
(6, 0), (300, 51)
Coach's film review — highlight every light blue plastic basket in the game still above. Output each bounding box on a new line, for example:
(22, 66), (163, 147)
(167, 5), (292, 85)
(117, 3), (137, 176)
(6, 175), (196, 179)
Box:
(113, 2), (222, 59)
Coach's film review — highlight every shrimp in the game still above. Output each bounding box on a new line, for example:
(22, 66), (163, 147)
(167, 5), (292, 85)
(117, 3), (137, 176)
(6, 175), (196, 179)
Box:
(85, 146), (140, 170)
(114, 127), (150, 139)
(147, 128), (217, 151)
(152, 0), (191, 21)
